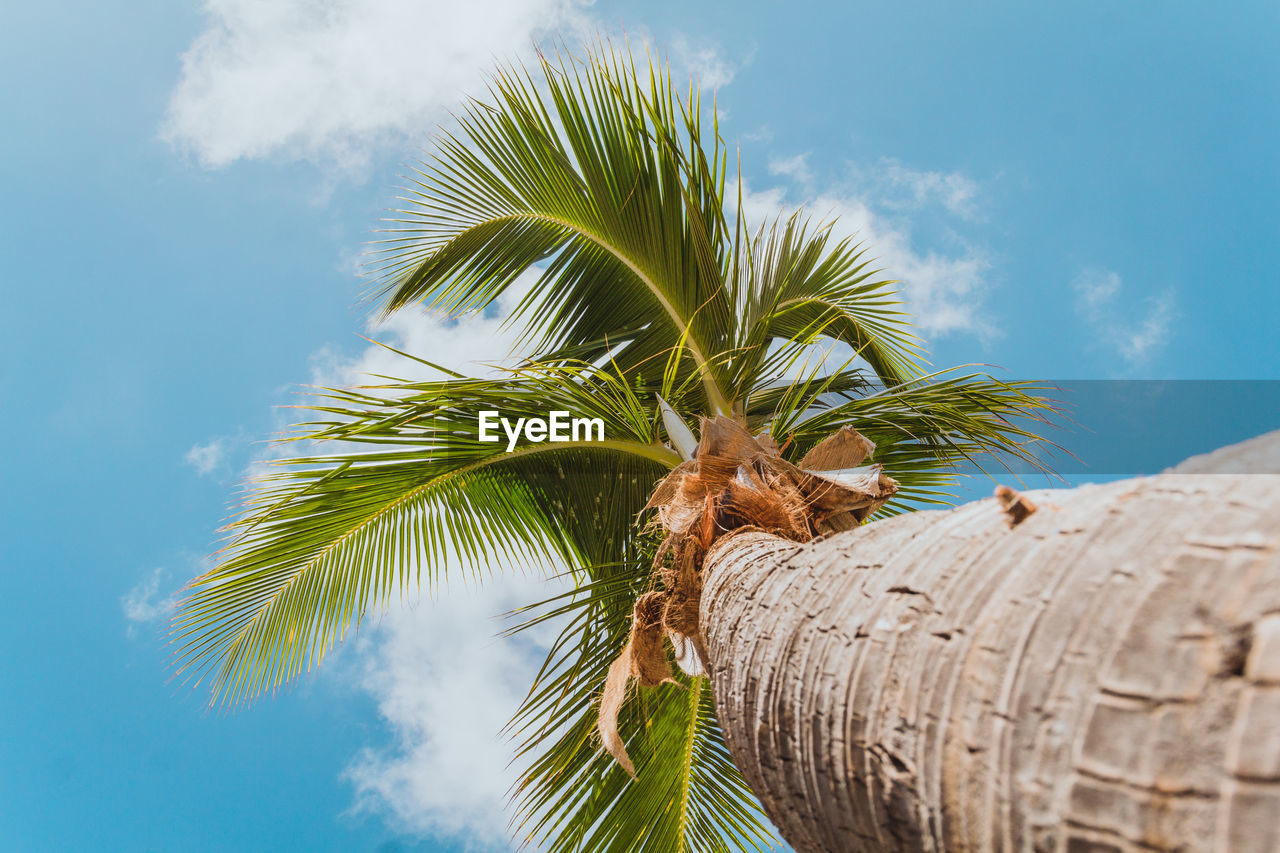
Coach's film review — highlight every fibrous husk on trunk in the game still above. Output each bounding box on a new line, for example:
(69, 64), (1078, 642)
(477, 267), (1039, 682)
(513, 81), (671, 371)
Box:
(597, 416), (898, 774)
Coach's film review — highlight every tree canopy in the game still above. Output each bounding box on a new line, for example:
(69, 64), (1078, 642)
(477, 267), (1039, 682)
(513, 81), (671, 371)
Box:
(174, 43), (1051, 851)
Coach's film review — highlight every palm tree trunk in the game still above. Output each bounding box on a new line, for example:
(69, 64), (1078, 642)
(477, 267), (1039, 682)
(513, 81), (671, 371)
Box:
(700, 432), (1280, 852)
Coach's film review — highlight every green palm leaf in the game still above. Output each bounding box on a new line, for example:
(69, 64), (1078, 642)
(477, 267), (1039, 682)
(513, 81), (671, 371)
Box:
(173, 360), (675, 703)
(370, 46), (736, 414)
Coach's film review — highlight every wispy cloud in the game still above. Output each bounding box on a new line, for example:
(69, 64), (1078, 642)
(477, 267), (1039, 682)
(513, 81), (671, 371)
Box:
(122, 568), (181, 638)
(671, 34), (748, 90)
(1072, 268), (1177, 369)
(871, 158), (980, 220)
(768, 152), (814, 185)
(184, 438), (227, 476)
(1119, 296), (1176, 364)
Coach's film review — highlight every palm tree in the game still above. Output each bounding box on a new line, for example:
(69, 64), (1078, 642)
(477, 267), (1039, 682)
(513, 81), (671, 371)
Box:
(174, 44), (1050, 851)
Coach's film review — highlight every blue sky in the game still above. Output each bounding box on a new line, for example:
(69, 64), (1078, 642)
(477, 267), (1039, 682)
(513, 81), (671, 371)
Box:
(1, 1), (1277, 850)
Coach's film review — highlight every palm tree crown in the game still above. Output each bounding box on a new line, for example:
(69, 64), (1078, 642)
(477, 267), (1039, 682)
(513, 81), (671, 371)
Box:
(174, 43), (1051, 851)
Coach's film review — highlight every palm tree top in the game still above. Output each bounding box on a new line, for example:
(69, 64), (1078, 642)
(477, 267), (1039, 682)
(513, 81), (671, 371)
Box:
(174, 41), (1053, 851)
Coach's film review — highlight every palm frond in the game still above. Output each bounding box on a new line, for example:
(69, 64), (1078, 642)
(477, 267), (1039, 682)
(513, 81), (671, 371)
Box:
(369, 45), (735, 413)
(762, 366), (1058, 510)
(506, 573), (778, 852)
(727, 214), (920, 396)
(173, 360), (676, 705)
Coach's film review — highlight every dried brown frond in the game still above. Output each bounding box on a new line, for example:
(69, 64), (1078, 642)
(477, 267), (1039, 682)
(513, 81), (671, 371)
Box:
(799, 424), (877, 470)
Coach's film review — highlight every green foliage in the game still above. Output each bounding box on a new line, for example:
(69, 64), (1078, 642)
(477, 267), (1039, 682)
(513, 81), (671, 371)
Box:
(176, 42), (1053, 851)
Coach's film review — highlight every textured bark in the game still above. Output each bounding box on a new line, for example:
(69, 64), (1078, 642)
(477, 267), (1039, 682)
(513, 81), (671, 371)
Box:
(701, 432), (1280, 852)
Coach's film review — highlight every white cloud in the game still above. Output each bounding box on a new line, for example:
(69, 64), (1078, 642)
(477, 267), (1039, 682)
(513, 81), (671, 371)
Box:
(344, 571), (566, 849)
(184, 438), (227, 475)
(162, 1), (741, 172)
(288, 277), (571, 847)
(1074, 267), (1121, 312)
(310, 269), (540, 388)
(671, 34), (747, 90)
(163, 0), (593, 168)
(768, 153), (813, 185)
(122, 568), (181, 637)
(1119, 294), (1176, 363)
(872, 158), (979, 220)
(1072, 268), (1177, 368)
